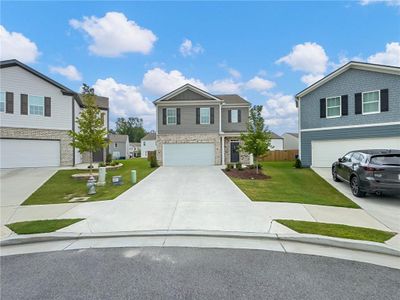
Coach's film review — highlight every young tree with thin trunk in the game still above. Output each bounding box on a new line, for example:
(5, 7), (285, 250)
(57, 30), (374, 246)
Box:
(68, 84), (109, 174)
(240, 105), (272, 174)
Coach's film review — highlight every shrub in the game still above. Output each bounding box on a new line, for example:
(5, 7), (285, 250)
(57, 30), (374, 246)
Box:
(236, 163), (243, 170)
(227, 163), (234, 170)
(98, 162), (106, 167)
(249, 163), (263, 170)
(225, 166), (231, 172)
(110, 160), (118, 166)
(150, 155), (159, 168)
(106, 153), (112, 164)
(294, 158), (302, 169)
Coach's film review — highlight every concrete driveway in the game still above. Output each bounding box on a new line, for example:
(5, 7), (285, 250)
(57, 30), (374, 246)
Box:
(59, 166), (274, 233)
(313, 167), (400, 232)
(0, 168), (58, 237)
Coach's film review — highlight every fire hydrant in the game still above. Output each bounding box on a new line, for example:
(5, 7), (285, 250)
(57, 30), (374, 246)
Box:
(87, 176), (97, 195)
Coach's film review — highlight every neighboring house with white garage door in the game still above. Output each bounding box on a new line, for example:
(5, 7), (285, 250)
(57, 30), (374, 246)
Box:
(296, 61), (400, 168)
(0, 59), (109, 168)
(270, 132), (284, 150)
(154, 84), (251, 166)
(141, 132), (156, 158)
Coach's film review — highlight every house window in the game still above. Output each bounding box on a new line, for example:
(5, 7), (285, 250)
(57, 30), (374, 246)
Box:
(200, 107), (210, 124)
(114, 143), (118, 148)
(231, 109), (238, 123)
(143, 141), (146, 146)
(29, 95), (44, 116)
(0, 91), (5, 112)
(101, 112), (106, 126)
(326, 96), (341, 118)
(166, 108), (176, 125)
(362, 90), (380, 114)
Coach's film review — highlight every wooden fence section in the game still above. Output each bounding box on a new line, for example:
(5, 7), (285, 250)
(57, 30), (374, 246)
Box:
(259, 150), (298, 161)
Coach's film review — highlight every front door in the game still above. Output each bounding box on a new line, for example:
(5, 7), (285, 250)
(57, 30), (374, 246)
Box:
(230, 142), (240, 163)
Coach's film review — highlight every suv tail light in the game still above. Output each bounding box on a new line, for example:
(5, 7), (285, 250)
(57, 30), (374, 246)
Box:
(363, 166), (384, 172)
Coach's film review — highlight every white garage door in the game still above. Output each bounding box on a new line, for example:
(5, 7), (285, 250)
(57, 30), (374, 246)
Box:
(0, 139), (60, 168)
(311, 137), (400, 167)
(163, 143), (215, 166)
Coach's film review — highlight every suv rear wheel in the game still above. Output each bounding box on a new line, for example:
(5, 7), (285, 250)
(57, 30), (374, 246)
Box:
(350, 175), (366, 197)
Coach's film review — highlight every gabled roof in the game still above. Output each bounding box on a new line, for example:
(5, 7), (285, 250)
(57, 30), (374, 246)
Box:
(108, 134), (129, 143)
(217, 94), (251, 105)
(142, 132), (156, 141)
(295, 61), (400, 100)
(76, 94), (109, 110)
(0, 59), (75, 96)
(270, 132), (283, 139)
(153, 83), (223, 104)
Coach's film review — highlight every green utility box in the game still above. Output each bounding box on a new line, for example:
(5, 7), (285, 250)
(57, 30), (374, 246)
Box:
(131, 170), (137, 184)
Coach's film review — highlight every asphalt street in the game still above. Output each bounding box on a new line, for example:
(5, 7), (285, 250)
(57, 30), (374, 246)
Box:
(1, 247), (399, 300)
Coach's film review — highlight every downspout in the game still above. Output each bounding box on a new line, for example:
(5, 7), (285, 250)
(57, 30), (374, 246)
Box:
(72, 96), (75, 166)
(297, 96), (301, 160)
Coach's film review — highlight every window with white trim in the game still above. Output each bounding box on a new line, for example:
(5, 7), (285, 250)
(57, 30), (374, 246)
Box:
(326, 96), (341, 118)
(231, 109), (238, 123)
(200, 107), (210, 124)
(362, 91), (380, 114)
(166, 108), (177, 125)
(29, 95), (44, 116)
(0, 91), (5, 112)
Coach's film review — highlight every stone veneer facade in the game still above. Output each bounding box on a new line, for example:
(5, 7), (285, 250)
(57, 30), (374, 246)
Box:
(0, 127), (74, 166)
(223, 136), (251, 165)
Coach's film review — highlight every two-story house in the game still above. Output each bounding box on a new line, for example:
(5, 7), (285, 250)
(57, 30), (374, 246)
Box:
(0, 59), (109, 168)
(140, 132), (156, 158)
(154, 84), (251, 166)
(296, 61), (400, 168)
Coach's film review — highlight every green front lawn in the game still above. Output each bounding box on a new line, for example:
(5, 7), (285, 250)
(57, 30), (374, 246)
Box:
(23, 158), (156, 205)
(6, 219), (84, 234)
(230, 161), (359, 208)
(276, 219), (395, 243)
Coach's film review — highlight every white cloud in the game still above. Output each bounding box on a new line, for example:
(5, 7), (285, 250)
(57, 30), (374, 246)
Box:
(93, 78), (155, 128)
(70, 12), (157, 57)
(0, 25), (40, 63)
(179, 39), (204, 57)
(367, 42), (400, 66)
(49, 65), (82, 81)
(262, 93), (298, 131)
(227, 68), (241, 79)
(276, 42), (329, 74)
(207, 79), (242, 94)
(359, 0), (400, 6)
(245, 76), (276, 92)
(142, 67), (206, 96)
(301, 73), (324, 86)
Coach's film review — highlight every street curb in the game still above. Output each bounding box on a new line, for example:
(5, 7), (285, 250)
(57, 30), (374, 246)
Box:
(1, 230), (399, 257)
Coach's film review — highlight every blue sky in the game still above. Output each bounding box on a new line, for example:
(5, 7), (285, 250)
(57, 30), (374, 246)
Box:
(1, 1), (399, 134)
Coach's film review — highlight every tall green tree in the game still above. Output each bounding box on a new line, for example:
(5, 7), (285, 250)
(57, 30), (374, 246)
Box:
(115, 117), (146, 142)
(240, 105), (272, 174)
(68, 84), (109, 173)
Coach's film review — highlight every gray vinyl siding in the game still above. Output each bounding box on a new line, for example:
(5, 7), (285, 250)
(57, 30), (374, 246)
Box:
(300, 69), (400, 130)
(169, 90), (213, 101)
(109, 141), (128, 158)
(301, 124), (400, 167)
(221, 107), (248, 132)
(157, 105), (219, 134)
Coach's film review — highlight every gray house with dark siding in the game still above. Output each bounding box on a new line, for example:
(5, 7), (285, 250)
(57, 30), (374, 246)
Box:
(296, 61), (400, 168)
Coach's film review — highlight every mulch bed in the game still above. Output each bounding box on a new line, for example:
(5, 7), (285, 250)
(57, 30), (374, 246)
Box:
(223, 168), (271, 180)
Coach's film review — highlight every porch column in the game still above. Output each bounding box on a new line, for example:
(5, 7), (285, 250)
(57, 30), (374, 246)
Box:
(221, 136), (225, 165)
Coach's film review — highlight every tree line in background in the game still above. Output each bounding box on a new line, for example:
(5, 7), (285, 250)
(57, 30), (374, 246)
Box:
(110, 117), (148, 143)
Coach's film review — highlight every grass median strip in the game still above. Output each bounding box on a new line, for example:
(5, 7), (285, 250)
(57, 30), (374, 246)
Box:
(6, 219), (84, 235)
(276, 219), (396, 243)
(23, 158), (156, 205)
(229, 161), (359, 208)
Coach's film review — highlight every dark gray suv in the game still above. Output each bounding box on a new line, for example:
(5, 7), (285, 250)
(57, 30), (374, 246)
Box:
(332, 149), (400, 197)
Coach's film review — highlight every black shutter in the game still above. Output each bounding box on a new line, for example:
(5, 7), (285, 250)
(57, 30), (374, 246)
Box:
(21, 94), (28, 115)
(228, 109), (231, 123)
(196, 108), (200, 124)
(380, 89), (389, 112)
(162, 108), (166, 125)
(210, 107), (214, 124)
(177, 108), (181, 125)
(355, 93), (362, 114)
(5, 92), (13, 114)
(44, 97), (51, 117)
(238, 109), (241, 123)
(320, 98), (326, 118)
(341, 95), (348, 116)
